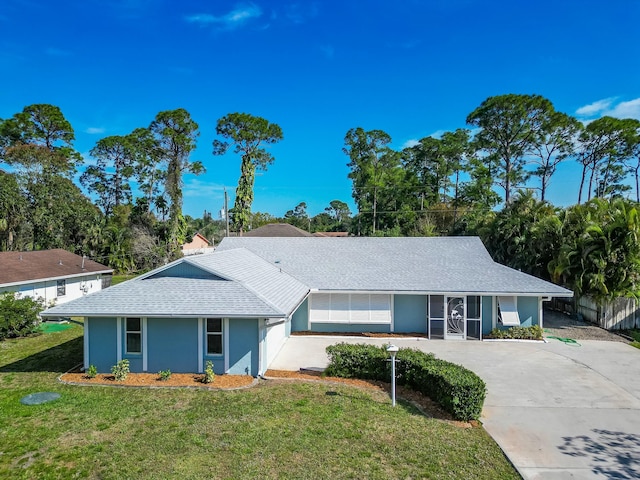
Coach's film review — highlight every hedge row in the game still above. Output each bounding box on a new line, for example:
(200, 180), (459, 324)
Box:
(325, 343), (486, 421)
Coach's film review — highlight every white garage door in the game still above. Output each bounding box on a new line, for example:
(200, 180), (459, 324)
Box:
(309, 293), (392, 324)
(265, 320), (287, 367)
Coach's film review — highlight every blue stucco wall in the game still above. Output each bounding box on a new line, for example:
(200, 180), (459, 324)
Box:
(87, 317), (117, 373)
(482, 296), (493, 335)
(291, 298), (308, 331)
(393, 295), (427, 333)
(150, 262), (219, 279)
(517, 297), (539, 327)
(226, 318), (259, 375)
(147, 318), (198, 373)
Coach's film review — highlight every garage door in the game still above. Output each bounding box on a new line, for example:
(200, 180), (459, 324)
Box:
(309, 293), (392, 324)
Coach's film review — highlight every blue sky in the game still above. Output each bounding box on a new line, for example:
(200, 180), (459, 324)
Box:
(1, 0), (639, 218)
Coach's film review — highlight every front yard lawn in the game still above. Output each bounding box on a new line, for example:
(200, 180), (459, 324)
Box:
(0, 325), (519, 479)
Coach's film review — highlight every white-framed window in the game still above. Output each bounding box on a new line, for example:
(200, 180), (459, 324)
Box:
(57, 279), (66, 297)
(309, 293), (391, 324)
(125, 317), (142, 354)
(206, 318), (223, 355)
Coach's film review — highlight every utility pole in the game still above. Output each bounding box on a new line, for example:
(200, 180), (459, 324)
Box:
(224, 188), (230, 237)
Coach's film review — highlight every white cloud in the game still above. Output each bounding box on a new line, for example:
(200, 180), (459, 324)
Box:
(85, 127), (105, 135)
(183, 179), (227, 199)
(401, 139), (420, 149)
(576, 97), (640, 120)
(607, 98), (640, 120)
(575, 98), (615, 117)
(185, 3), (262, 29)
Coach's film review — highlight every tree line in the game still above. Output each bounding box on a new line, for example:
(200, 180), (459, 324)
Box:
(2, 94), (640, 300)
(0, 105), (284, 271)
(344, 93), (640, 237)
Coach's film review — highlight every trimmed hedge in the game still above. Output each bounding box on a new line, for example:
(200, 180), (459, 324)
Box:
(488, 325), (543, 340)
(325, 343), (486, 421)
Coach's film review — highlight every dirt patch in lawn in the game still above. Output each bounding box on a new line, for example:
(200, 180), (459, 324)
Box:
(60, 372), (255, 389)
(265, 369), (475, 428)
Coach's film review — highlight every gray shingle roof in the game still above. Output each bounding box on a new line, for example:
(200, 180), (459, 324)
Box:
(42, 248), (309, 318)
(42, 277), (284, 318)
(217, 236), (573, 296)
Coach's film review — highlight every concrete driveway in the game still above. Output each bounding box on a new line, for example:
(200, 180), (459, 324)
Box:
(270, 336), (640, 479)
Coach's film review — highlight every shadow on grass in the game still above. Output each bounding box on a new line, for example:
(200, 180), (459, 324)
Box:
(0, 336), (83, 373)
(558, 429), (640, 479)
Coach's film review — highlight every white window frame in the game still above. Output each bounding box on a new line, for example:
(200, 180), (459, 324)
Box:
(206, 317), (224, 356)
(125, 317), (142, 354)
(309, 293), (392, 324)
(56, 279), (66, 297)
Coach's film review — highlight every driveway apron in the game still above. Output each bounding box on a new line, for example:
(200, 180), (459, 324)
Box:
(270, 337), (640, 479)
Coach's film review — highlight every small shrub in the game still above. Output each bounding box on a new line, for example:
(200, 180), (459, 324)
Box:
(488, 325), (543, 340)
(85, 364), (98, 379)
(111, 359), (130, 381)
(158, 369), (172, 381)
(202, 360), (215, 384)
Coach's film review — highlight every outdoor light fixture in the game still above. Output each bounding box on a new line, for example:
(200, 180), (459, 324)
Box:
(386, 344), (399, 407)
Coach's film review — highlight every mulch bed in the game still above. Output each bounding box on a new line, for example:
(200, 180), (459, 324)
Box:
(60, 372), (255, 389)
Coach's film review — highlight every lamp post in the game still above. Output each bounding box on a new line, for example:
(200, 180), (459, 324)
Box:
(386, 344), (399, 407)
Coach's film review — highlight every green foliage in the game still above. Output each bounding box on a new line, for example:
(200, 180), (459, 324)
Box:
(158, 369), (172, 381)
(202, 360), (215, 384)
(467, 94), (554, 203)
(213, 112), (283, 235)
(549, 198), (640, 300)
(0, 293), (43, 340)
(325, 343), (486, 421)
(111, 359), (130, 381)
(85, 364), (98, 378)
(488, 325), (544, 340)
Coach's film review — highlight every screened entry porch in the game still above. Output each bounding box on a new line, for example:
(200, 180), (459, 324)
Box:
(428, 295), (482, 340)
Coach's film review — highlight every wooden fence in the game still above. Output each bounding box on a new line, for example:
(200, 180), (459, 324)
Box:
(576, 295), (640, 330)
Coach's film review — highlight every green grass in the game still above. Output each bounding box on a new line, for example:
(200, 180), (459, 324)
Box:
(0, 326), (520, 479)
(111, 274), (138, 285)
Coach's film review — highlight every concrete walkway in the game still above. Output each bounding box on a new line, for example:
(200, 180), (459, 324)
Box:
(270, 336), (640, 479)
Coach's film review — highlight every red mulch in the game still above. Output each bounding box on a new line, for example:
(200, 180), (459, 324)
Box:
(60, 372), (255, 389)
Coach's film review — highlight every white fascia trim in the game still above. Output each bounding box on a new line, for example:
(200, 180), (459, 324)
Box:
(0, 270), (113, 289)
(43, 313), (288, 319)
(311, 289), (573, 297)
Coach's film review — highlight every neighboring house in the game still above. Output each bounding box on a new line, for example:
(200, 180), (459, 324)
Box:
(181, 233), (214, 256)
(242, 223), (313, 237)
(313, 231), (349, 237)
(42, 237), (572, 377)
(0, 249), (113, 307)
